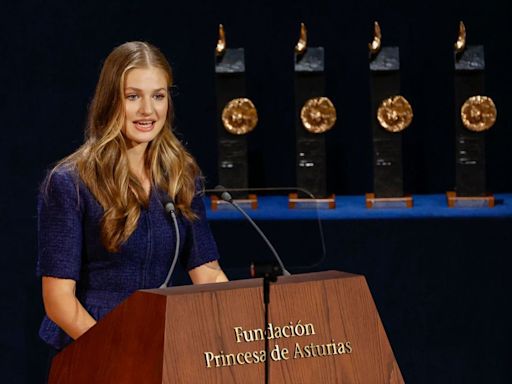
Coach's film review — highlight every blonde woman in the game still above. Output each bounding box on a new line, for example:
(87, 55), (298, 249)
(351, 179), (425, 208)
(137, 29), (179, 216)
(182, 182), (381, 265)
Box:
(37, 41), (227, 353)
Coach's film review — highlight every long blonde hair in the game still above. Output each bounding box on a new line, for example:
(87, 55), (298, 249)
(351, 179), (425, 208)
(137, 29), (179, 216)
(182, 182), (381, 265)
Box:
(54, 41), (199, 252)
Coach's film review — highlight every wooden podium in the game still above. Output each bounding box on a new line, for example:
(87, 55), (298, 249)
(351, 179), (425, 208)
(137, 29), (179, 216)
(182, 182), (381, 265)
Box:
(49, 271), (404, 383)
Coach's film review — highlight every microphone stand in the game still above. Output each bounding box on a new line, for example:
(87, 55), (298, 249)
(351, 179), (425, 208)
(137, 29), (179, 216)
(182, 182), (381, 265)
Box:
(251, 262), (281, 384)
(159, 198), (180, 288)
(218, 186), (287, 383)
(206, 185), (327, 272)
(217, 189), (290, 276)
(264, 275), (271, 384)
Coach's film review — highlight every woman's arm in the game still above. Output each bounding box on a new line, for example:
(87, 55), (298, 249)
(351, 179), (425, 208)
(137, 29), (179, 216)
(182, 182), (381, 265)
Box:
(42, 276), (97, 340)
(188, 261), (228, 284)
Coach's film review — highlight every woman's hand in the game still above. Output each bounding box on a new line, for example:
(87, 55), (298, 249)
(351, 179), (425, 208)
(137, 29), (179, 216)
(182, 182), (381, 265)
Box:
(188, 261), (229, 284)
(42, 276), (97, 340)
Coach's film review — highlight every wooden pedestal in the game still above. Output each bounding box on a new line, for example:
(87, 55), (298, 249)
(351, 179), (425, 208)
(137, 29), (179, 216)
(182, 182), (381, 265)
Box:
(288, 193), (336, 209)
(366, 193), (413, 208)
(210, 194), (258, 210)
(446, 191), (494, 208)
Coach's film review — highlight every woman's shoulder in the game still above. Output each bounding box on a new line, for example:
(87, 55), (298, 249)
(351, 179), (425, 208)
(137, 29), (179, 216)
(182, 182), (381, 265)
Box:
(42, 164), (80, 192)
(39, 164), (92, 210)
(39, 163), (101, 215)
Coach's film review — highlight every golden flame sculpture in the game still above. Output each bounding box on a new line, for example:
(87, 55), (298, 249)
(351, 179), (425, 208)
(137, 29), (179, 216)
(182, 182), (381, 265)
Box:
(216, 24), (226, 57)
(295, 22), (307, 55)
(369, 21), (382, 57)
(454, 21), (466, 54)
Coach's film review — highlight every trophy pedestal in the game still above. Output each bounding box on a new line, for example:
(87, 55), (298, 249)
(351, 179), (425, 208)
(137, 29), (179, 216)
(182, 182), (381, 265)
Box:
(216, 45), (256, 201)
(452, 45), (495, 203)
(446, 191), (494, 208)
(365, 193), (413, 208)
(288, 193), (336, 209)
(294, 46), (334, 201)
(210, 194), (258, 210)
(369, 46), (412, 205)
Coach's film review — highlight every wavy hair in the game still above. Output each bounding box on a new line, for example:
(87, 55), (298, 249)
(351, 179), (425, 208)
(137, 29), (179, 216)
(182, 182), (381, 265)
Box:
(53, 41), (200, 252)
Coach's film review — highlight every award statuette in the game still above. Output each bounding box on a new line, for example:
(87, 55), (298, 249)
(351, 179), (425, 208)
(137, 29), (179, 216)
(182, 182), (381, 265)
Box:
(366, 22), (413, 208)
(212, 24), (258, 210)
(447, 22), (497, 207)
(289, 23), (336, 209)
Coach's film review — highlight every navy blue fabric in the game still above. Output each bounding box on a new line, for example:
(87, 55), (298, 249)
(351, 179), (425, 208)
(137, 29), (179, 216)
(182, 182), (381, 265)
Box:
(36, 168), (219, 350)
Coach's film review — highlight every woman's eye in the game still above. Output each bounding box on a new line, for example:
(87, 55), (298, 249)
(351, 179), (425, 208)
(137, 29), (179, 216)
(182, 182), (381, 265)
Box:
(154, 93), (166, 100)
(126, 94), (139, 100)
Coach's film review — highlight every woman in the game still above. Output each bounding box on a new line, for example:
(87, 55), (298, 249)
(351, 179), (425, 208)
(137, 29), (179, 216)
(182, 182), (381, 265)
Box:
(37, 41), (228, 352)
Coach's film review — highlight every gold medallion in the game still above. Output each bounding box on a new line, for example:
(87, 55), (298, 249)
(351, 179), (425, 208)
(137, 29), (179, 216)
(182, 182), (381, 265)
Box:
(377, 95), (413, 133)
(221, 98), (258, 135)
(461, 96), (497, 132)
(300, 97), (337, 134)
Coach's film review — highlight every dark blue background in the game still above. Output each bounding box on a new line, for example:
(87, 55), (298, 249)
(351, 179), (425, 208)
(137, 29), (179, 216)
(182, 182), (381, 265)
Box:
(1, 0), (511, 382)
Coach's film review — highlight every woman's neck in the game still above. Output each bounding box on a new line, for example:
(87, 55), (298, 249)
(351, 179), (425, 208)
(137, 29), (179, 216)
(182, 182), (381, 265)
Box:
(126, 143), (150, 194)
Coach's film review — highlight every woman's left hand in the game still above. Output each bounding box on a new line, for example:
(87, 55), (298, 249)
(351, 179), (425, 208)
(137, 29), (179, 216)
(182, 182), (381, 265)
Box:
(188, 261), (229, 284)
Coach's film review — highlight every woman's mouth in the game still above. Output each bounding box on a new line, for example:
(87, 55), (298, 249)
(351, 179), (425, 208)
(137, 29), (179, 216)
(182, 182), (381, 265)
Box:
(134, 120), (155, 131)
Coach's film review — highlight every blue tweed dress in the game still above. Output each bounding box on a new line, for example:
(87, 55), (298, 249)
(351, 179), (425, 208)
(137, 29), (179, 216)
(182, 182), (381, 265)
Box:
(36, 168), (219, 350)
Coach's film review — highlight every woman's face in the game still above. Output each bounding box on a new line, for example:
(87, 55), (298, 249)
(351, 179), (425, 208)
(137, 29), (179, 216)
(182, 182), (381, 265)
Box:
(122, 67), (169, 149)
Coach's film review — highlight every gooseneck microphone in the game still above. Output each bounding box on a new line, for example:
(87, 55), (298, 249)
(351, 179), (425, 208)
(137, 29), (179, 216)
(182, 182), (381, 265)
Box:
(159, 197), (181, 288)
(204, 185), (327, 271)
(215, 186), (291, 276)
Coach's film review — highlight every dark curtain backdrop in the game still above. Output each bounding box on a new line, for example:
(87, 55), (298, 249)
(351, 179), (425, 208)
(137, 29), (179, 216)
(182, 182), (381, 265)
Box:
(1, 0), (510, 382)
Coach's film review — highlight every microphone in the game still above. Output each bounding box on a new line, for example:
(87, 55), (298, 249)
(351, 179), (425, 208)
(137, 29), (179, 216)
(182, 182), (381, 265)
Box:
(205, 185), (327, 272)
(215, 185), (291, 276)
(159, 195), (181, 288)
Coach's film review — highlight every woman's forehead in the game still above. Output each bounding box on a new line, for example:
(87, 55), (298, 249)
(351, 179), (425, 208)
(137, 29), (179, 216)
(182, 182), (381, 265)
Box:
(124, 67), (169, 89)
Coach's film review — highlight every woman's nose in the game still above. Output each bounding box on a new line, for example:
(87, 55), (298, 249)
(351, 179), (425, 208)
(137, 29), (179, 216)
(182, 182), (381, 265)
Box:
(139, 97), (153, 115)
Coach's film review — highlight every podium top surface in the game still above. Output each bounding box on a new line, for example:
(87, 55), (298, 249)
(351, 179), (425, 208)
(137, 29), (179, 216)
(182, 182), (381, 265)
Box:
(142, 270), (359, 297)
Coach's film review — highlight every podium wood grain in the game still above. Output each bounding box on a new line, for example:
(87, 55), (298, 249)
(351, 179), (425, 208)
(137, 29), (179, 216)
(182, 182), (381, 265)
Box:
(49, 271), (404, 383)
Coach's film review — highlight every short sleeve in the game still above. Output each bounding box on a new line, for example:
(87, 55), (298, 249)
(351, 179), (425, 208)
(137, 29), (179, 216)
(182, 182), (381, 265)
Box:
(36, 169), (83, 280)
(180, 184), (220, 271)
